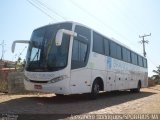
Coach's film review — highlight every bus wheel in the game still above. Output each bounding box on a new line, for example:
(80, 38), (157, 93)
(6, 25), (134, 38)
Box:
(90, 81), (100, 99)
(55, 94), (64, 97)
(130, 81), (141, 93)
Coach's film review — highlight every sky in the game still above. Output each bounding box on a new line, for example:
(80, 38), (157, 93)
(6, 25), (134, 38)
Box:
(0, 0), (160, 76)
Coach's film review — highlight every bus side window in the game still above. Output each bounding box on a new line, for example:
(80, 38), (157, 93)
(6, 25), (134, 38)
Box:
(131, 52), (138, 65)
(127, 50), (131, 63)
(93, 32), (104, 55)
(143, 58), (147, 68)
(116, 44), (122, 60)
(122, 47), (127, 62)
(104, 38), (109, 56)
(72, 40), (87, 62)
(138, 56), (143, 67)
(110, 41), (117, 58)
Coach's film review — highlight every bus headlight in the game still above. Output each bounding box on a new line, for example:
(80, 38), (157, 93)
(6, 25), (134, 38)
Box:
(49, 75), (67, 83)
(24, 76), (30, 82)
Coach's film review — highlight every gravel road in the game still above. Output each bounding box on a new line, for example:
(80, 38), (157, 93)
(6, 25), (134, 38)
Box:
(0, 85), (160, 119)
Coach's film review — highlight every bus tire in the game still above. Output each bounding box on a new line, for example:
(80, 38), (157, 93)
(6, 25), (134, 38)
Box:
(55, 94), (64, 97)
(90, 80), (100, 100)
(130, 81), (141, 93)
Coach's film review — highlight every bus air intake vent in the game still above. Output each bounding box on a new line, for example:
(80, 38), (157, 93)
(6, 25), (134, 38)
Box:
(30, 80), (48, 83)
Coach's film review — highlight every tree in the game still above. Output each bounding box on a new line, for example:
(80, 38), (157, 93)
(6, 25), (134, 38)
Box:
(17, 57), (22, 63)
(153, 65), (160, 76)
(152, 65), (160, 84)
(15, 57), (24, 71)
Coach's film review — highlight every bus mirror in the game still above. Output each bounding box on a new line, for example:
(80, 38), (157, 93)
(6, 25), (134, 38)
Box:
(55, 29), (77, 46)
(12, 40), (30, 53)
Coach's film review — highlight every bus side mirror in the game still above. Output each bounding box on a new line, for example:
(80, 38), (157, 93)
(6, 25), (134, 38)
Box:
(12, 40), (30, 53)
(55, 29), (77, 46)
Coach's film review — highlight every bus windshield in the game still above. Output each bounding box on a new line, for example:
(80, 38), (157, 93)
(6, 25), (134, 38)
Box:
(25, 23), (72, 72)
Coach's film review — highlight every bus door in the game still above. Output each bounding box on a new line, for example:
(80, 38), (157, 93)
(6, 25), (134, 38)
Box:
(70, 25), (91, 94)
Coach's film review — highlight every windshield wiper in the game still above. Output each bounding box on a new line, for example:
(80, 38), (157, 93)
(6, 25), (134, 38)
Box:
(28, 49), (40, 67)
(33, 49), (40, 61)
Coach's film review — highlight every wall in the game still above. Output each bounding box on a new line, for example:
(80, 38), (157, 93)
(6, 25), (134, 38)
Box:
(0, 71), (8, 92)
(7, 72), (28, 93)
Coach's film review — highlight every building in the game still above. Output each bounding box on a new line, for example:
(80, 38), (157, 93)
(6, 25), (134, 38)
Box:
(0, 60), (15, 69)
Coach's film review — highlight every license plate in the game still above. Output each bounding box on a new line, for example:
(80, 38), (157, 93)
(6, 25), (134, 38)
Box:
(34, 85), (42, 89)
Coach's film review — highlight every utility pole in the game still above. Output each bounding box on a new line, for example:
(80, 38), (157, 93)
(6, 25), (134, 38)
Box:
(139, 33), (151, 57)
(0, 40), (6, 60)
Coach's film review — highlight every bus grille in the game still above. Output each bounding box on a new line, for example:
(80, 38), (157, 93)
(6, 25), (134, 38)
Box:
(30, 80), (49, 83)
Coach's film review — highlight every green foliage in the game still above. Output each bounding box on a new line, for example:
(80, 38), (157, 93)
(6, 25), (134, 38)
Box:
(153, 65), (160, 76)
(16, 57), (26, 71)
(152, 65), (160, 84)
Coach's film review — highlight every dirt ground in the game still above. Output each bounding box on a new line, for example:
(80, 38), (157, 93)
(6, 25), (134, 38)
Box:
(0, 85), (160, 119)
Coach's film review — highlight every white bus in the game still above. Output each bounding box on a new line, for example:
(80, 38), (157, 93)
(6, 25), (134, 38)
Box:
(12, 21), (148, 99)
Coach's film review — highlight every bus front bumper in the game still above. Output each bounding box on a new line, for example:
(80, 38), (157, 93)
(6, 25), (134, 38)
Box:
(23, 78), (70, 95)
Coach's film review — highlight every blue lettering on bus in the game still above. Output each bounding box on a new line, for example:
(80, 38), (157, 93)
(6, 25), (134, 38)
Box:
(107, 57), (112, 69)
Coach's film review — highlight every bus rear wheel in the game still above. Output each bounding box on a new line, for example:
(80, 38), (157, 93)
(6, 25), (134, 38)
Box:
(90, 81), (100, 99)
(130, 81), (141, 93)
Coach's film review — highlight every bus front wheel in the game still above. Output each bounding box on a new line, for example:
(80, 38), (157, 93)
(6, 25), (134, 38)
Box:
(90, 80), (100, 99)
